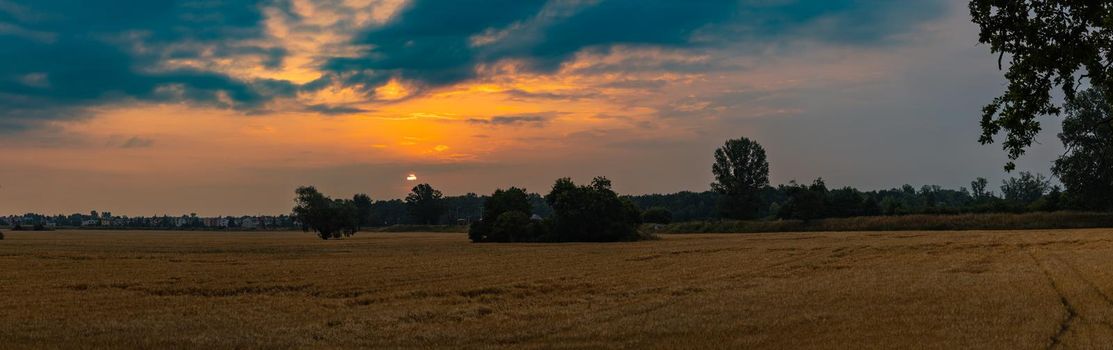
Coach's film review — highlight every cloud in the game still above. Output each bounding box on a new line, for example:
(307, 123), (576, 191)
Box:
(306, 103), (370, 115)
(0, 0), (293, 131)
(103, 135), (154, 149)
(466, 115), (548, 126)
(119, 136), (155, 149)
(318, 0), (948, 96)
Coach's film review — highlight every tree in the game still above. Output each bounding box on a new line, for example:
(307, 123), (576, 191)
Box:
(1053, 88), (1113, 210)
(711, 137), (770, 219)
(405, 183), (444, 225)
(292, 186), (359, 240)
(969, 1), (1113, 170)
(776, 179), (828, 221)
(1000, 172), (1052, 205)
(352, 193), (374, 229)
(545, 177), (642, 242)
(641, 207), (673, 224)
(491, 211), (532, 243)
(970, 177), (992, 200)
(469, 187), (532, 243)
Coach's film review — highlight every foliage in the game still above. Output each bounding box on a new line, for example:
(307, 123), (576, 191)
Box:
(711, 137), (770, 219)
(664, 211), (1113, 234)
(970, 177), (992, 200)
(491, 211), (533, 243)
(1053, 88), (1113, 210)
(545, 177), (643, 242)
(405, 183), (445, 225)
(292, 186), (362, 240)
(352, 194), (374, 229)
(469, 187), (532, 243)
(641, 207), (673, 224)
(969, 0), (1113, 170)
(624, 191), (720, 222)
(776, 179), (828, 221)
(1000, 171), (1052, 205)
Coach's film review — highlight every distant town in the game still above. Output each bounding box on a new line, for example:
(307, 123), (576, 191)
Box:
(1, 212), (299, 230)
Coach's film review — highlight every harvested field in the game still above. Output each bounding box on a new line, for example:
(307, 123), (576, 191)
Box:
(2, 229), (1113, 348)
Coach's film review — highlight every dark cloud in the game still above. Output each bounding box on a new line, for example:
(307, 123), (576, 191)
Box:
(466, 115), (548, 126)
(0, 0), (292, 131)
(305, 104), (371, 115)
(319, 0), (948, 96)
(503, 88), (597, 101)
(119, 136), (154, 149)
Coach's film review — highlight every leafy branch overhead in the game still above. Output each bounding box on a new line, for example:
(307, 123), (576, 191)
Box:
(969, 0), (1113, 170)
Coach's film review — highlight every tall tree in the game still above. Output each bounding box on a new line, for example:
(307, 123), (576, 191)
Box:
(970, 1), (1113, 170)
(405, 183), (444, 225)
(1053, 88), (1113, 209)
(545, 177), (642, 242)
(1000, 172), (1052, 205)
(352, 193), (374, 229)
(292, 186), (358, 240)
(469, 187), (532, 243)
(970, 177), (992, 200)
(711, 137), (770, 219)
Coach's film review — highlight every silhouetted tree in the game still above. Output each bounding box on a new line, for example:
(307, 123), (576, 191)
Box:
(292, 186), (359, 240)
(352, 193), (374, 229)
(370, 199), (406, 226)
(1053, 88), (1113, 210)
(545, 177), (642, 242)
(641, 207), (673, 224)
(491, 211), (532, 242)
(1000, 172), (1052, 205)
(711, 137), (770, 219)
(970, 0), (1113, 170)
(971, 177), (992, 200)
(777, 179), (828, 221)
(405, 183), (444, 225)
(469, 187), (532, 243)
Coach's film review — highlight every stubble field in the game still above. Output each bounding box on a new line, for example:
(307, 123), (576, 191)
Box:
(2, 229), (1113, 349)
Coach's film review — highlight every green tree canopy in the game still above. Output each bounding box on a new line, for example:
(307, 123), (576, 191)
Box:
(1000, 172), (1052, 205)
(970, 0), (1113, 170)
(711, 137), (770, 219)
(1053, 88), (1113, 209)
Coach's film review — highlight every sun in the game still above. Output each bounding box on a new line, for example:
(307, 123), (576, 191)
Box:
(406, 174), (418, 181)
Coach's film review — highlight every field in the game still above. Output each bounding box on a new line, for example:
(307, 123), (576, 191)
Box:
(3, 230), (1113, 349)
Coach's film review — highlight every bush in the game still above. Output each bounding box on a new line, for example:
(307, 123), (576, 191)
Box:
(642, 207), (673, 224)
(491, 211), (532, 242)
(661, 211), (1113, 233)
(545, 177), (643, 242)
(469, 187), (532, 243)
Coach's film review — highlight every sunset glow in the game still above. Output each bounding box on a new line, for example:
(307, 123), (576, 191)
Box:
(0, 0), (1064, 215)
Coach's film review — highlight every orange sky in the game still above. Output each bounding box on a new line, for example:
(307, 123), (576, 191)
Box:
(0, 0), (1067, 215)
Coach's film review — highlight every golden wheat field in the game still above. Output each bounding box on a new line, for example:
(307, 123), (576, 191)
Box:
(2, 229), (1113, 349)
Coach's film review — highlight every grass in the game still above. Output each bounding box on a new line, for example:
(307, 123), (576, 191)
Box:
(660, 211), (1113, 234)
(3, 229), (1113, 348)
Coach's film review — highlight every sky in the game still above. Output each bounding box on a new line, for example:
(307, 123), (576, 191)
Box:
(0, 0), (1067, 216)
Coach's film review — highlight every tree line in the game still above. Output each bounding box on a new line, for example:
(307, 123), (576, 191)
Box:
(293, 133), (1106, 242)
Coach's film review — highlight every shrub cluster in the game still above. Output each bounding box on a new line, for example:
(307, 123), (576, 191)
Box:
(469, 177), (644, 243)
